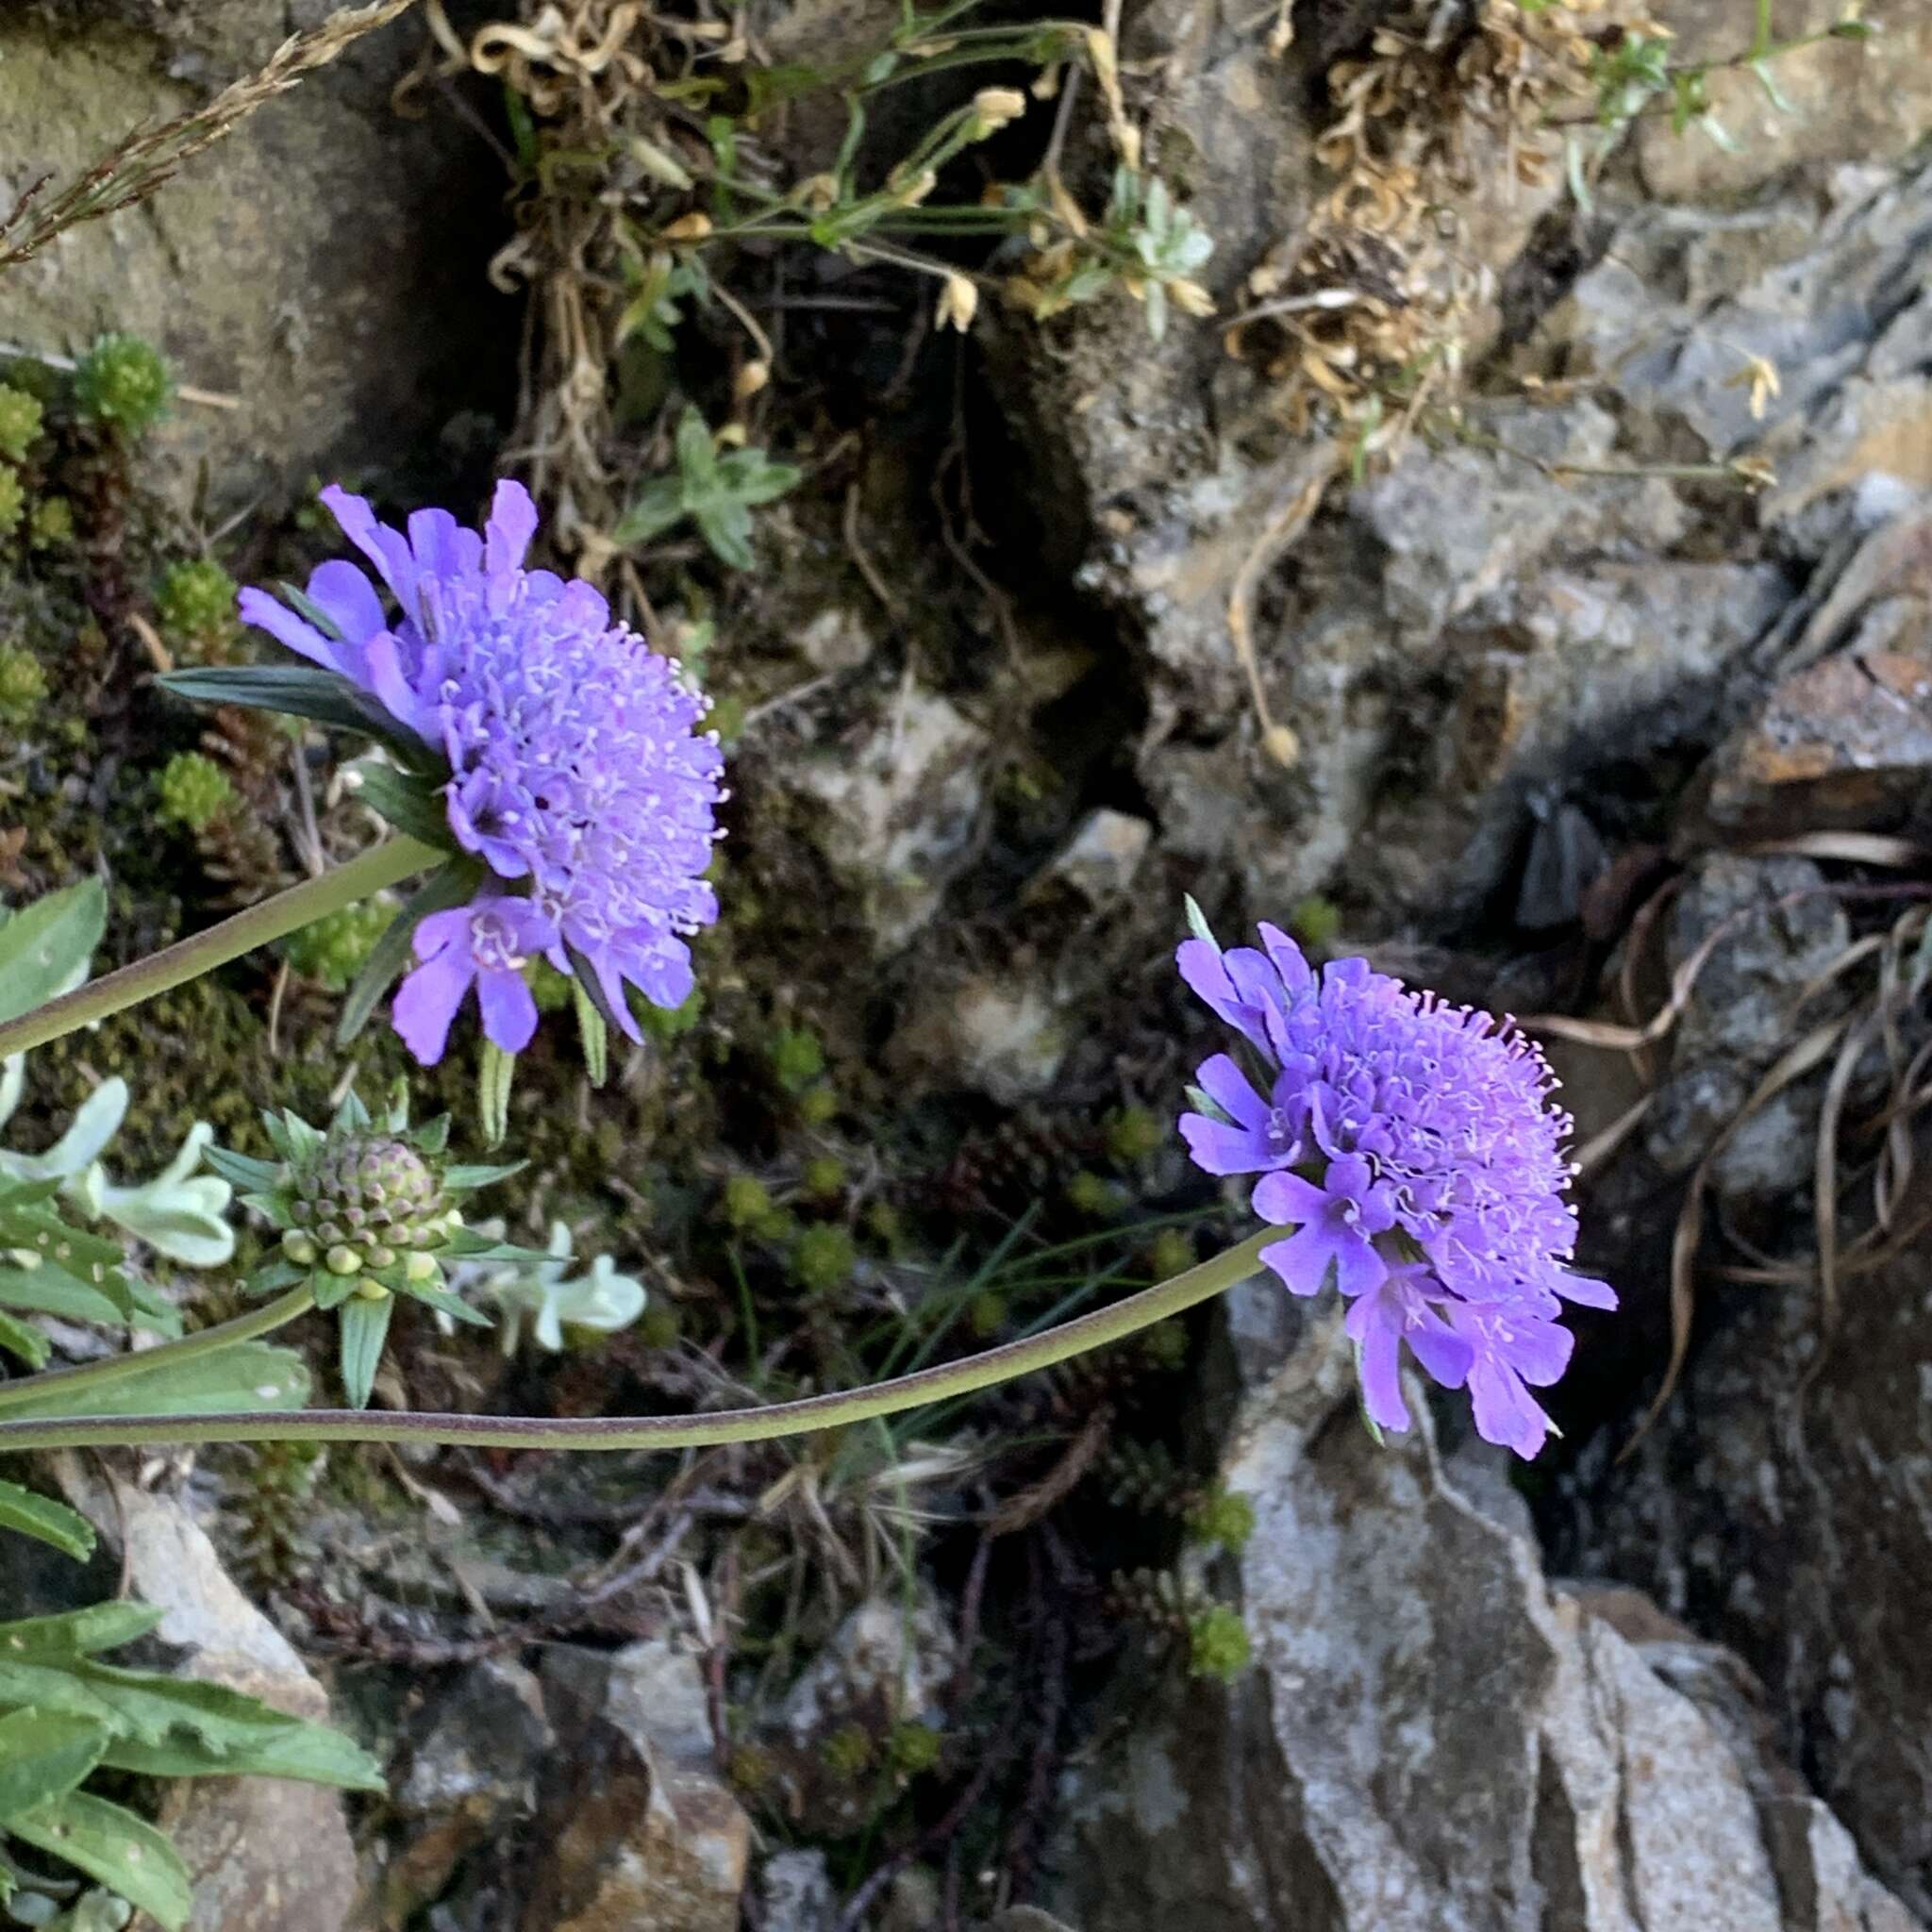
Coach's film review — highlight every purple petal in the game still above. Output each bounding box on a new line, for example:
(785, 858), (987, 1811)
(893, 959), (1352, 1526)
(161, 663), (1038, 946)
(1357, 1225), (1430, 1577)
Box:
(362, 632), (430, 739)
(1328, 1228), (1388, 1300)
(1176, 940), (1270, 1052)
(391, 950), (475, 1066)
(1405, 1313), (1474, 1391)
(1556, 1272), (1618, 1310)
(1258, 1223), (1351, 1298)
(1195, 1053), (1272, 1129)
(1326, 1152), (1373, 1199)
(1256, 922), (1314, 995)
(1179, 1115), (1268, 1176)
(412, 904), (476, 961)
(485, 480), (540, 576)
(1468, 1360), (1552, 1459)
(475, 964), (539, 1054)
(1251, 1170), (1327, 1226)
(304, 559), (387, 646)
(322, 486), (419, 620)
(1503, 1315), (1574, 1387)
(1354, 1316), (1411, 1433)
(407, 508), (470, 580)
(238, 586), (338, 670)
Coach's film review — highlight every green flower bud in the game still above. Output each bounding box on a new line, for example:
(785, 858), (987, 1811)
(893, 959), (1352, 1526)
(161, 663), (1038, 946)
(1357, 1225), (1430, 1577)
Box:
(325, 1244), (364, 1275)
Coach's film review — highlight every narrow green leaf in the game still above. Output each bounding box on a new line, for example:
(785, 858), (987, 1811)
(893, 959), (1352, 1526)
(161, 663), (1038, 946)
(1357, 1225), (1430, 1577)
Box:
(199, 1145), (282, 1191)
(0, 879), (105, 1027)
(394, 1276), (491, 1328)
(0, 1307), (50, 1367)
(0, 1266), (125, 1326)
(0, 1710), (109, 1826)
(336, 858), (482, 1046)
(0, 1344), (309, 1422)
(8, 1791), (193, 1931)
(329, 1087), (372, 1135)
(276, 581), (345, 641)
(0, 1602), (164, 1660)
(562, 941), (628, 1041)
(338, 1295), (392, 1409)
(441, 1160), (525, 1192)
(1183, 1084), (1233, 1125)
(476, 1041), (514, 1151)
(1183, 894), (1221, 954)
(158, 664), (414, 751)
(0, 1481), (94, 1560)
(100, 1717), (386, 1792)
(573, 980), (609, 1088)
(345, 759), (454, 851)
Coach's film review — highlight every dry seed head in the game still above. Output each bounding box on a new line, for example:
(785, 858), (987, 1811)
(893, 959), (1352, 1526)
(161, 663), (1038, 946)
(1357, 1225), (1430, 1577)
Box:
(971, 88), (1027, 134)
(937, 275), (979, 333)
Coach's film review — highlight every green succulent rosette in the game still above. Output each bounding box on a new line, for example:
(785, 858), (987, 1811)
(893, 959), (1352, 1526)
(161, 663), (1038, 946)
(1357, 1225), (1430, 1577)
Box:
(205, 1088), (530, 1407)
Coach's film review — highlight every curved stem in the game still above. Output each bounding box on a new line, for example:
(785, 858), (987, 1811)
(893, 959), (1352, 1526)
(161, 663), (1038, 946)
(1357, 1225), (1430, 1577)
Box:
(0, 836), (441, 1061)
(0, 1288), (316, 1414)
(0, 1230), (1275, 1455)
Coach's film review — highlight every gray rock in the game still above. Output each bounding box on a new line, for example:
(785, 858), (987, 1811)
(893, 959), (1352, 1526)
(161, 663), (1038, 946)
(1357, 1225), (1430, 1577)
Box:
(1047, 1313), (1918, 1932)
(786, 682), (990, 953)
(384, 1659), (552, 1924)
(1574, 1218), (1932, 1920)
(520, 1641), (751, 1932)
(0, 9), (507, 507)
(760, 1849), (839, 1932)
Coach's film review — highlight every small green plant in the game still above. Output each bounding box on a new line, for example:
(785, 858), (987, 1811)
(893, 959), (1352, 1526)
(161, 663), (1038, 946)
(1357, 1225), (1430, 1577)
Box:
(802, 1155), (846, 1201)
(791, 1222), (857, 1295)
(72, 334), (172, 435)
(821, 1722), (875, 1780)
(0, 644), (47, 724)
(0, 382), (42, 461)
(1187, 1604), (1251, 1683)
(153, 558), (238, 648)
(153, 751), (235, 832)
(281, 897), (392, 992)
(614, 408), (801, 571)
(0, 464), (25, 539)
(1186, 1485), (1257, 1555)
(28, 496), (74, 549)
(1104, 1106), (1162, 1169)
(723, 1174), (782, 1236)
(769, 1025), (825, 1094)
(887, 1720), (941, 1776)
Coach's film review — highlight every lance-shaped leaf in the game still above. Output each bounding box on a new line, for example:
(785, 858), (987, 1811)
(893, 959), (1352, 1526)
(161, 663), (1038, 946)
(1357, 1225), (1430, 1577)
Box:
(0, 1342), (309, 1422)
(0, 878), (105, 1028)
(344, 758), (454, 851)
(8, 1790), (193, 1932)
(0, 1709), (109, 1825)
(0, 1481), (94, 1560)
(157, 665), (425, 763)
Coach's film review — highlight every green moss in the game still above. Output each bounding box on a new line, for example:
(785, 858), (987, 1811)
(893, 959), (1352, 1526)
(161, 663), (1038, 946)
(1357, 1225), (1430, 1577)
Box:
(0, 385), (42, 463)
(0, 465), (24, 539)
(154, 558), (239, 649)
(1064, 1171), (1115, 1218)
(0, 644), (47, 724)
(1186, 1485), (1257, 1555)
(802, 1155), (846, 1200)
(27, 497), (73, 549)
(1104, 1105), (1162, 1168)
(770, 1025), (824, 1093)
(1187, 1605), (1250, 1683)
(796, 1081), (839, 1127)
(641, 985), (703, 1041)
(888, 1721), (941, 1775)
(1140, 1318), (1190, 1371)
(790, 1222), (856, 1294)
(722, 1174), (777, 1233)
(1146, 1229), (1195, 1282)
(282, 898), (393, 992)
(820, 1722), (874, 1780)
(74, 333), (173, 435)
(530, 958), (575, 1013)
(155, 750), (236, 831)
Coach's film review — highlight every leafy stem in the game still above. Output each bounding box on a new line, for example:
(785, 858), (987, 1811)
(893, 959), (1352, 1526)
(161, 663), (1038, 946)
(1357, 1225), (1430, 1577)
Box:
(0, 835), (441, 1061)
(0, 1229), (1277, 1455)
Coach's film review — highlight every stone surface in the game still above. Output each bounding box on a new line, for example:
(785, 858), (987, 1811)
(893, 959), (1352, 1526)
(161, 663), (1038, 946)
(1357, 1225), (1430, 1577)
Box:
(56, 1468), (359, 1932)
(1568, 1221), (1932, 1921)
(784, 682), (991, 953)
(0, 8), (509, 506)
(1047, 1313), (1919, 1932)
(759, 1849), (839, 1932)
(384, 1658), (553, 1926)
(521, 1640), (751, 1932)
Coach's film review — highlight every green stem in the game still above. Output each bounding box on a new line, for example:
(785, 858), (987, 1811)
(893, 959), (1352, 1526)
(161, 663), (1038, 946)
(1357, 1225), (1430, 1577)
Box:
(0, 1229), (1276, 1456)
(0, 836), (441, 1061)
(0, 1288), (316, 1414)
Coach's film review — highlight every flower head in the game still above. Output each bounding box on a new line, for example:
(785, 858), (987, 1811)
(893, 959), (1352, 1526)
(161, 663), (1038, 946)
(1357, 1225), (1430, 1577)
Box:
(1177, 917), (1613, 1457)
(240, 480), (724, 1063)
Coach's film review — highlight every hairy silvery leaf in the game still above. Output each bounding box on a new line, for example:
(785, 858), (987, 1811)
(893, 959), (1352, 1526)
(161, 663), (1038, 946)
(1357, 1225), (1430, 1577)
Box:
(0, 879), (105, 1028)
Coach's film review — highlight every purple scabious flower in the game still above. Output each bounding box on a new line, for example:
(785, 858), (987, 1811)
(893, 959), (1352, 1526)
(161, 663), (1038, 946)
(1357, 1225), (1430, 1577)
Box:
(242, 481), (724, 1064)
(1176, 919), (1613, 1458)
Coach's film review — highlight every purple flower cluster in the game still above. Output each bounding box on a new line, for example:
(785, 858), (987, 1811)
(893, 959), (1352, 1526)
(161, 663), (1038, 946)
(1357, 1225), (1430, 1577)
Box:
(242, 482), (724, 1064)
(1177, 922), (1613, 1457)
